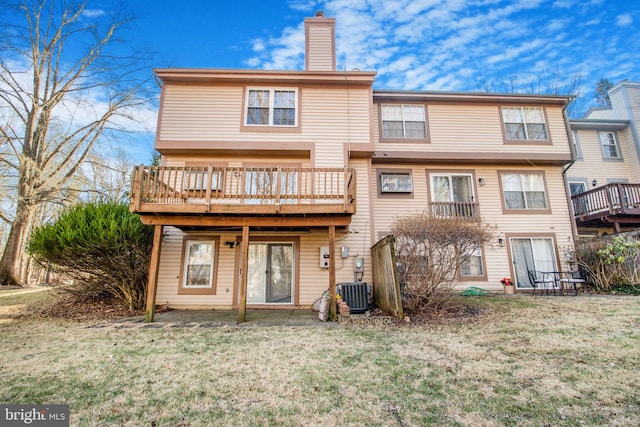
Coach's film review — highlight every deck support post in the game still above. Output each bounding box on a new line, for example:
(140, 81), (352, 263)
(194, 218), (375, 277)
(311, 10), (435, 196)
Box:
(328, 225), (337, 320)
(238, 225), (250, 323)
(145, 225), (164, 323)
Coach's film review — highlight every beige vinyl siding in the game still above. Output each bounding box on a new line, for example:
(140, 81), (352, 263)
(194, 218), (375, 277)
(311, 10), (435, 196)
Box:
(610, 87), (629, 119)
(156, 228), (373, 308)
(371, 163), (574, 291)
(307, 25), (334, 71)
(159, 86), (242, 141)
(159, 85), (370, 162)
(374, 104), (571, 155)
(568, 129), (634, 185)
(162, 155), (311, 168)
(156, 227), (235, 307)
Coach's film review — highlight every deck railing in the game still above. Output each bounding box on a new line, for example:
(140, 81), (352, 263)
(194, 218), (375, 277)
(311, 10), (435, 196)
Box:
(571, 183), (640, 218)
(429, 201), (480, 220)
(130, 165), (356, 214)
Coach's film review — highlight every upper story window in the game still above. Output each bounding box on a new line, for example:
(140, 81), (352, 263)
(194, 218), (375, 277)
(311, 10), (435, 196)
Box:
(599, 132), (621, 159)
(571, 131), (583, 159)
(381, 104), (427, 140)
(501, 107), (548, 141)
(500, 172), (549, 212)
(246, 88), (297, 126)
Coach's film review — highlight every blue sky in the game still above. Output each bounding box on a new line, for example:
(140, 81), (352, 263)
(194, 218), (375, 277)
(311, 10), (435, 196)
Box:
(7, 0), (640, 163)
(127, 0), (639, 94)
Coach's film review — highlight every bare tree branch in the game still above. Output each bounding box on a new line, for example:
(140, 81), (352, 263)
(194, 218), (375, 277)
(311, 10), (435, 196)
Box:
(0, 0), (154, 285)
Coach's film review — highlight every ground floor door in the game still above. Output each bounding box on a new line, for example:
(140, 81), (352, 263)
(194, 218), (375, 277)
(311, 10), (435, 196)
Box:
(510, 237), (557, 289)
(245, 242), (294, 304)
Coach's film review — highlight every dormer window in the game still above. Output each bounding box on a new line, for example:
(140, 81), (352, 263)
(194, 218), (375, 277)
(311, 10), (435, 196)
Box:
(246, 88), (298, 127)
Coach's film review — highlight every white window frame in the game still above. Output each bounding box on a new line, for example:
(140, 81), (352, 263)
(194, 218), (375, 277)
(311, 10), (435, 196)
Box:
(501, 172), (548, 210)
(568, 181), (587, 196)
(429, 173), (475, 203)
(501, 107), (548, 140)
(599, 131), (621, 159)
(381, 104), (427, 139)
(183, 169), (222, 192)
(571, 131), (583, 159)
(461, 247), (484, 277)
(379, 171), (413, 193)
(182, 240), (216, 288)
(245, 87), (298, 127)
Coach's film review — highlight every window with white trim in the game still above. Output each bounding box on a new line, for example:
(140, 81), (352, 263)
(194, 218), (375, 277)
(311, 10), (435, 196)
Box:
(461, 248), (484, 277)
(246, 88), (297, 126)
(183, 168), (221, 192)
(568, 181), (586, 196)
(182, 240), (216, 288)
(502, 107), (548, 140)
(571, 131), (583, 159)
(501, 173), (548, 210)
(381, 104), (426, 139)
(599, 132), (621, 159)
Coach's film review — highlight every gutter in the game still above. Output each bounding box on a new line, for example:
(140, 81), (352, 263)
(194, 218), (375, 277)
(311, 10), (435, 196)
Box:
(562, 105), (579, 243)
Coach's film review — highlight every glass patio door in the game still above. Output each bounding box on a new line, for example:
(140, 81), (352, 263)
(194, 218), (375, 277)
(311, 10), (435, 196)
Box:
(510, 237), (557, 289)
(246, 243), (294, 304)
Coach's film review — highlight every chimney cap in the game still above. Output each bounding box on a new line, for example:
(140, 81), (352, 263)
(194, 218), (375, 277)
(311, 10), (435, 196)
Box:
(314, 10), (325, 18)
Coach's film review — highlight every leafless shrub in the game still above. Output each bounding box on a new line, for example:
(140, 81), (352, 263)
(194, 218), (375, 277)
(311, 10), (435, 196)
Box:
(391, 212), (493, 314)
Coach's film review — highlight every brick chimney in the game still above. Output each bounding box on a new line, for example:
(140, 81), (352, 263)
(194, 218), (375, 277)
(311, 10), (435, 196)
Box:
(304, 11), (336, 72)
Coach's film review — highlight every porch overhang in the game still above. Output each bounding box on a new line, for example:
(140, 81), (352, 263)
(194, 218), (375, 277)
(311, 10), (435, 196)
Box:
(137, 213), (352, 229)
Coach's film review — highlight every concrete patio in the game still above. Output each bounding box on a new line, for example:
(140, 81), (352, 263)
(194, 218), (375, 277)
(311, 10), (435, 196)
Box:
(90, 309), (338, 329)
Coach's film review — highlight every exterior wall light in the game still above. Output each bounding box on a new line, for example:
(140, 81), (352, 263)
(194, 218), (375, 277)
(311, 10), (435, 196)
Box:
(478, 178), (485, 186)
(592, 179), (598, 187)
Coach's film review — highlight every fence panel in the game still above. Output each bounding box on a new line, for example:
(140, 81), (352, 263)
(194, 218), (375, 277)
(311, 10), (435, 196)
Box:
(370, 235), (403, 319)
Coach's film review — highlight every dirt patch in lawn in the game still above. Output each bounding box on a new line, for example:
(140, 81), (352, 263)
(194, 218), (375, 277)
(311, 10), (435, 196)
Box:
(35, 294), (144, 322)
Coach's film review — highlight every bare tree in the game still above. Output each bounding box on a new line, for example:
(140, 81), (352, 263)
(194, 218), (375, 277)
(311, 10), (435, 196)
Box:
(476, 70), (585, 118)
(594, 77), (613, 107)
(0, 0), (152, 285)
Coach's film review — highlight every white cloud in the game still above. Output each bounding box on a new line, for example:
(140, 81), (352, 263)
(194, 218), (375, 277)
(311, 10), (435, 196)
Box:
(243, 0), (640, 105)
(252, 40), (266, 52)
(616, 13), (633, 27)
(81, 9), (106, 18)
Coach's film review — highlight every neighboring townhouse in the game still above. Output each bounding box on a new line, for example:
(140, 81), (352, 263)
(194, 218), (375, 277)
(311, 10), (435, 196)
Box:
(568, 81), (640, 235)
(130, 13), (577, 320)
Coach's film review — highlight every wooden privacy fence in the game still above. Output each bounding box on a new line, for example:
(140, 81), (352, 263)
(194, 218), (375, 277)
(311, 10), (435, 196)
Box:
(370, 235), (403, 319)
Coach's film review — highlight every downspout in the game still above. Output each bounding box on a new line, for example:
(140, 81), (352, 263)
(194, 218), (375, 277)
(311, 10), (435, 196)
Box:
(562, 103), (579, 243)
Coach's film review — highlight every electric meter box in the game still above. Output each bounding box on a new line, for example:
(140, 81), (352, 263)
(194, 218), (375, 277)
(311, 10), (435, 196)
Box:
(354, 257), (364, 273)
(320, 246), (330, 268)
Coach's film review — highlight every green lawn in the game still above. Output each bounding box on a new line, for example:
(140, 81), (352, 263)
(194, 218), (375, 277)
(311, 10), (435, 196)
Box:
(1, 288), (639, 426)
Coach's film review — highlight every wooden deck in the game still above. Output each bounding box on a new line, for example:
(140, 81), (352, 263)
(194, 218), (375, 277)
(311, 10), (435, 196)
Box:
(571, 183), (640, 230)
(129, 166), (356, 221)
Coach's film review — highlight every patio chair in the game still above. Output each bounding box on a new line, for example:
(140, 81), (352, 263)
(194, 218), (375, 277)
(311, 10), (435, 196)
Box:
(528, 270), (556, 295)
(558, 269), (588, 296)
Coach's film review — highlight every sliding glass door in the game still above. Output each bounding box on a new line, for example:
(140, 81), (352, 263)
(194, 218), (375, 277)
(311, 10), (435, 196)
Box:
(510, 237), (557, 289)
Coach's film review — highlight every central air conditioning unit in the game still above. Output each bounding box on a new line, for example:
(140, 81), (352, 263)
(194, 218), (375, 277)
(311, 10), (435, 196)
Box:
(337, 282), (369, 314)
